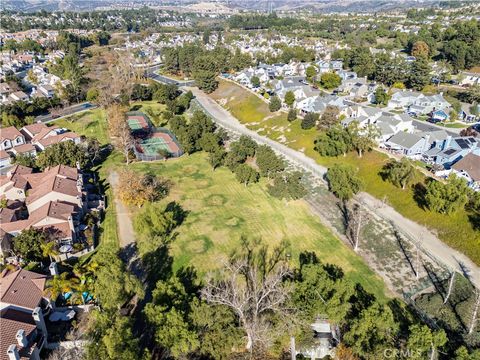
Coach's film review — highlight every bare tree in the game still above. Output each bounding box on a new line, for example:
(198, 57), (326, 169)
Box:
(346, 203), (365, 252)
(107, 105), (133, 165)
(202, 237), (292, 353)
(469, 288), (480, 334)
(443, 271), (456, 305)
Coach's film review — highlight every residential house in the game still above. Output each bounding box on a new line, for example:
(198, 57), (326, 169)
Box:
(451, 153), (480, 191)
(338, 77), (376, 101)
(37, 85), (55, 98)
(0, 151), (12, 169)
(388, 90), (451, 115)
(0, 268), (50, 360)
(0, 165), (84, 249)
(30, 125), (80, 151)
(342, 106), (415, 144)
(1, 127), (26, 152)
(460, 103), (480, 123)
(0, 165), (33, 201)
(384, 132), (429, 158)
(8, 91), (29, 103)
(460, 71), (480, 86)
(433, 136), (480, 168)
(274, 76), (319, 103)
(296, 95), (347, 115)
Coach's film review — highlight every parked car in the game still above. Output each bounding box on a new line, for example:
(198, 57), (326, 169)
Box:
(427, 118), (442, 124)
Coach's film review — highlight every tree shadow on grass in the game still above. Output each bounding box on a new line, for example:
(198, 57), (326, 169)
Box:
(412, 182), (428, 210)
(468, 212), (480, 231)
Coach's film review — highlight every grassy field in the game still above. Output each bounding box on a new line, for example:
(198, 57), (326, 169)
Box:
(210, 80), (480, 265)
(54, 108), (110, 145)
(131, 153), (389, 302)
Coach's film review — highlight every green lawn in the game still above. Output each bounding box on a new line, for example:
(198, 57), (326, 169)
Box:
(210, 80), (480, 266)
(54, 108), (110, 145)
(131, 153), (389, 302)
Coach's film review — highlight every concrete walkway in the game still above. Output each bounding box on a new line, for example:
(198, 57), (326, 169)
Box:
(108, 172), (136, 248)
(190, 87), (480, 289)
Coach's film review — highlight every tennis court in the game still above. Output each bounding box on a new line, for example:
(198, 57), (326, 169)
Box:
(135, 129), (182, 160)
(127, 113), (150, 132)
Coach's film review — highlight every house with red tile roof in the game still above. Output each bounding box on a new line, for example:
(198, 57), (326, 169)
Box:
(0, 268), (50, 360)
(0, 165), (84, 256)
(1, 127), (26, 152)
(0, 150), (12, 169)
(29, 125), (80, 151)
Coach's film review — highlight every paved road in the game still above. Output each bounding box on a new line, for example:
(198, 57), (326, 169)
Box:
(412, 119), (460, 135)
(190, 87), (480, 289)
(35, 102), (97, 123)
(146, 69), (195, 87)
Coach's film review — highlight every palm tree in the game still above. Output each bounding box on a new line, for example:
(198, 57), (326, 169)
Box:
(41, 241), (59, 262)
(45, 273), (80, 302)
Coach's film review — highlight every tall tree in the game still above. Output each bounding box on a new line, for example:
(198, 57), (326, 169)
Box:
(255, 145), (285, 178)
(284, 90), (296, 108)
(343, 303), (398, 358)
(234, 164), (259, 186)
(424, 174), (470, 214)
(380, 158), (416, 190)
(269, 95), (282, 112)
(408, 58), (431, 90)
(326, 164), (363, 202)
(407, 324), (447, 360)
(347, 121), (379, 157)
(318, 105), (340, 130)
(202, 237), (292, 352)
(107, 105), (133, 164)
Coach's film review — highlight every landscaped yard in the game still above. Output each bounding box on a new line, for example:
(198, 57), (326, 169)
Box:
(131, 153), (389, 302)
(210, 79), (480, 265)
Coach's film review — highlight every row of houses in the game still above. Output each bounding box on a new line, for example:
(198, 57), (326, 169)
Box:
(0, 123), (81, 169)
(0, 164), (85, 256)
(1, 51), (68, 106)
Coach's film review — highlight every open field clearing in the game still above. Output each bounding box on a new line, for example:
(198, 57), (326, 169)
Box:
(131, 153), (389, 301)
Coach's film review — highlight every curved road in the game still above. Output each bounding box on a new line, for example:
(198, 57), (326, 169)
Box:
(188, 87), (480, 289)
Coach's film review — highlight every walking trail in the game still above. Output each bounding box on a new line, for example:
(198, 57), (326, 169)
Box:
(108, 172), (136, 248)
(188, 87), (480, 289)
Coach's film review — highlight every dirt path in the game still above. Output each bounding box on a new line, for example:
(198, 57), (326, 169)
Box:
(190, 87), (480, 289)
(108, 172), (136, 248)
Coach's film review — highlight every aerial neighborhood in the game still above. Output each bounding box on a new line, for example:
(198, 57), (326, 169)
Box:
(1, 1), (480, 360)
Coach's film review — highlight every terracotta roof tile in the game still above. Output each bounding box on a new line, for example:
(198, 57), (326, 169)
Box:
(452, 153), (480, 182)
(0, 310), (36, 360)
(20, 123), (49, 139)
(1, 127), (23, 142)
(0, 269), (47, 310)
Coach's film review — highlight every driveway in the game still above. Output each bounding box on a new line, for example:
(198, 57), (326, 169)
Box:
(190, 87), (480, 289)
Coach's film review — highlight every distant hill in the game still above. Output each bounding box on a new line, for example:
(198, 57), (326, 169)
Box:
(0, 0), (469, 13)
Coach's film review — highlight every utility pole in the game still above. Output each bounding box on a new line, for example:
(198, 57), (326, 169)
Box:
(443, 271), (456, 304)
(469, 289), (480, 335)
(290, 336), (296, 360)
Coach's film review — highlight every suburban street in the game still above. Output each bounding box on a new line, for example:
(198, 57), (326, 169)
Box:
(35, 102), (97, 123)
(412, 118), (461, 135)
(145, 67), (195, 87)
(188, 86), (480, 289)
